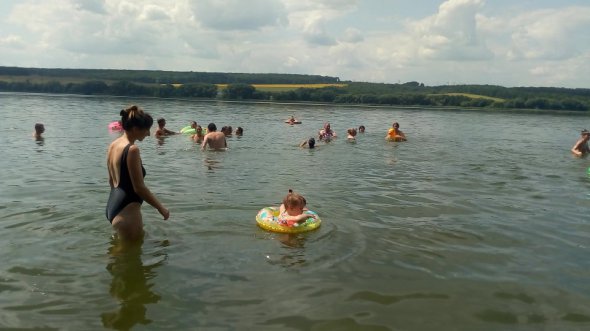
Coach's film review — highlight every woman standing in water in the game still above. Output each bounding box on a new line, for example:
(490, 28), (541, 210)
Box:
(106, 105), (169, 241)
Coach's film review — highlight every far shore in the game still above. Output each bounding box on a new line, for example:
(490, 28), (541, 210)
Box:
(2, 91), (588, 116)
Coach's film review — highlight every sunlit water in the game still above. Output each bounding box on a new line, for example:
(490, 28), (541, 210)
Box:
(2, 93), (590, 330)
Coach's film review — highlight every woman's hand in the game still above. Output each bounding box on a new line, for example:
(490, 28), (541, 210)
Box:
(159, 207), (170, 220)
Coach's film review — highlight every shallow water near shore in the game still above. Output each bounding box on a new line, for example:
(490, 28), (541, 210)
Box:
(2, 92), (590, 330)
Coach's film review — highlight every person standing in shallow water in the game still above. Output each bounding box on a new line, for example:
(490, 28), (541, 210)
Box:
(318, 122), (336, 141)
(154, 118), (177, 138)
(201, 122), (227, 151)
(386, 122), (407, 141)
(571, 129), (590, 157)
(106, 105), (169, 241)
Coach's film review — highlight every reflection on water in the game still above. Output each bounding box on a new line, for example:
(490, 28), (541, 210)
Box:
(34, 136), (44, 148)
(156, 137), (166, 147)
(264, 233), (309, 268)
(204, 154), (222, 171)
(278, 233), (306, 249)
(101, 237), (165, 330)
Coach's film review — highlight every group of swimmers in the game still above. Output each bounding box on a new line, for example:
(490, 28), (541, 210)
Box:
(106, 105), (324, 240)
(29, 108), (590, 242)
(299, 121), (407, 148)
(153, 118), (243, 151)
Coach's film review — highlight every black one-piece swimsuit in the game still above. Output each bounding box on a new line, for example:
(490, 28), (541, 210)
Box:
(106, 144), (146, 223)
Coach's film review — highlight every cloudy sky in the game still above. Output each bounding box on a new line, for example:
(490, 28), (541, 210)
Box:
(1, 0), (589, 88)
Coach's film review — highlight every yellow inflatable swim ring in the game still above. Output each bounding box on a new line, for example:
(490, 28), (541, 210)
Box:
(387, 128), (406, 142)
(255, 206), (321, 233)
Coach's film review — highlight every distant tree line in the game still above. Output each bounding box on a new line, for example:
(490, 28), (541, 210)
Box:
(0, 80), (218, 98)
(0, 66), (339, 84)
(266, 82), (590, 111)
(1, 66), (589, 111)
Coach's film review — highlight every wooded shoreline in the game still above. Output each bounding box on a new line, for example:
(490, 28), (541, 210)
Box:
(1, 66), (589, 112)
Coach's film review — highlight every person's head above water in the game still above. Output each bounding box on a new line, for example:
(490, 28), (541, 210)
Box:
(207, 123), (217, 132)
(308, 137), (315, 148)
(34, 123), (45, 134)
(392, 122), (400, 129)
(157, 118), (166, 127)
(120, 105), (153, 131)
(283, 189), (307, 210)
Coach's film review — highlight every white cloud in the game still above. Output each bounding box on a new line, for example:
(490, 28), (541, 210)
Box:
(1, 0), (590, 87)
(506, 6), (590, 61)
(408, 0), (493, 61)
(72, 0), (107, 14)
(283, 0), (357, 46)
(0, 35), (26, 49)
(339, 28), (364, 43)
(139, 4), (170, 21)
(189, 0), (287, 31)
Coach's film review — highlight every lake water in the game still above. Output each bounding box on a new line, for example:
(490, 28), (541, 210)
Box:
(2, 92), (590, 330)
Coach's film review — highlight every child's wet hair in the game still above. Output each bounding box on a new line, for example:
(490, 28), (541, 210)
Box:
(283, 189), (307, 208)
(120, 105), (153, 131)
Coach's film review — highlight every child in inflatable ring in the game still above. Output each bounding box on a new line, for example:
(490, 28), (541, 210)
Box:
(278, 189), (315, 227)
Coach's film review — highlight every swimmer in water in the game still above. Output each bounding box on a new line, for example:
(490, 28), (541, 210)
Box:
(318, 122), (336, 141)
(571, 129), (590, 157)
(347, 128), (357, 142)
(278, 189), (315, 227)
(33, 123), (45, 139)
(386, 122), (407, 141)
(300, 137), (316, 149)
(155, 118), (177, 138)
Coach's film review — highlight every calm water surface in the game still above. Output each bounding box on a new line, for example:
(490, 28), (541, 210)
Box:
(1, 93), (590, 330)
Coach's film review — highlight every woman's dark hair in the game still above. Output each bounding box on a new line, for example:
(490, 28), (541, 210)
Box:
(120, 105), (153, 131)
